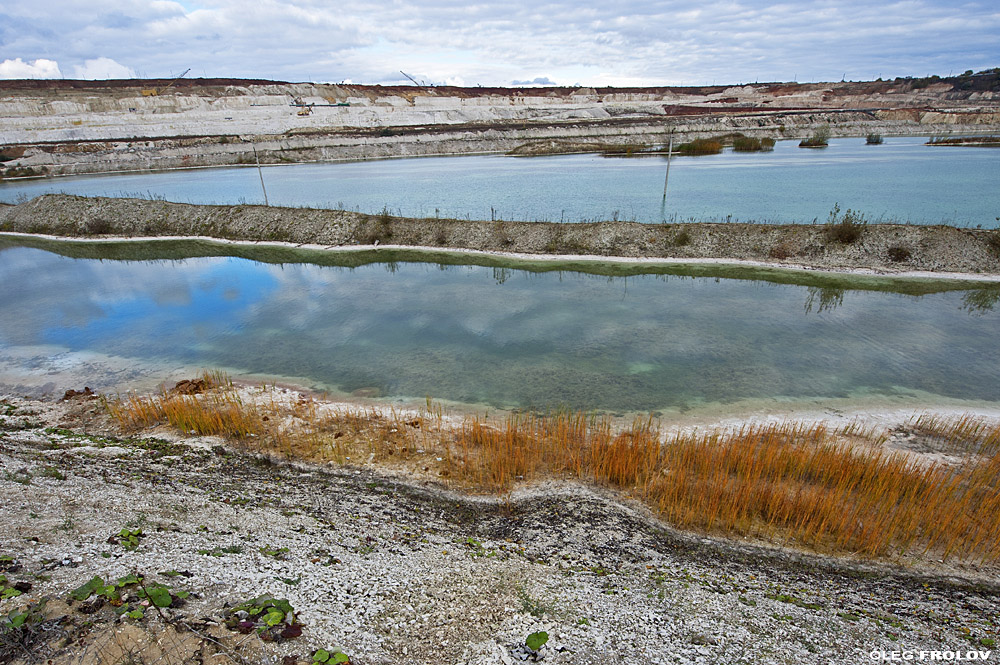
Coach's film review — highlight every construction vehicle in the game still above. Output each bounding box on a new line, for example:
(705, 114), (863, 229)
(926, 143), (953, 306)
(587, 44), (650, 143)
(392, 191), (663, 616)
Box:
(400, 70), (426, 86)
(291, 97), (313, 116)
(141, 68), (191, 96)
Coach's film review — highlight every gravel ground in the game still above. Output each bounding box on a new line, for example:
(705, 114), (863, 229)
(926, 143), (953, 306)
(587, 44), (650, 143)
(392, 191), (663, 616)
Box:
(1, 394), (998, 665)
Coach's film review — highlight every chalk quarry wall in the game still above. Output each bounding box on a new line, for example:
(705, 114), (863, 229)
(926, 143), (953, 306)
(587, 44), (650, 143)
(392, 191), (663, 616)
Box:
(1, 79), (997, 177)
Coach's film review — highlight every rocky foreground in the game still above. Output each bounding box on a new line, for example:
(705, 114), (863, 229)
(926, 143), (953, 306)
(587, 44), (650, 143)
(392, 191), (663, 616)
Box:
(1, 392), (998, 665)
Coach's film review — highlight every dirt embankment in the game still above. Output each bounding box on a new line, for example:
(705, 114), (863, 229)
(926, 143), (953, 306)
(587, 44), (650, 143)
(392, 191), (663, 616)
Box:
(1, 194), (999, 277)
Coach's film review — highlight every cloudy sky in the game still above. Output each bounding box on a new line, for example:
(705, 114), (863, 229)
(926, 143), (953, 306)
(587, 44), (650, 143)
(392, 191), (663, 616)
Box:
(1, 0), (998, 86)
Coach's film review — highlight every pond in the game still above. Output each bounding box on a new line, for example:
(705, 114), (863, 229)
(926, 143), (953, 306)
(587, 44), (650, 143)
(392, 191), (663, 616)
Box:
(2, 238), (998, 414)
(1, 137), (998, 227)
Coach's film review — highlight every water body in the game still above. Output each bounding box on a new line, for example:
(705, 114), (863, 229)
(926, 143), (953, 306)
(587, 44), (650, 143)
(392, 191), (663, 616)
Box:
(2, 239), (998, 413)
(1, 137), (998, 227)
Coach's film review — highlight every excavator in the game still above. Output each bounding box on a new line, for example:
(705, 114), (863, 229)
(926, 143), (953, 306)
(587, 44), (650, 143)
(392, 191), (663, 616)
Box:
(141, 68), (191, 97)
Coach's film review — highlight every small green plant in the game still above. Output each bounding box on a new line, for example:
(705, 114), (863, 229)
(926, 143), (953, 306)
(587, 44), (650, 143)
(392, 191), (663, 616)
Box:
(37, 466), (67, 481)
(0, 574), (30, 599)
(800, 125), (831, 148)
(224, 595), (303, 641)
(259, 545), (289, 559)
(1, 598), (48, 634)
(70, 573), (188, 619)
(464, 537), (493, 558)
(3, 470), (30, 486)
(866, 133), (884, 145)
(198, 545), (244, 557)
(111, 528), (143, 551)
(526, 630), (549, 651)
(980, 637), (996, 648)
(313, 648), (351, 664)
(673, 229), (692, 247)
(517, 588), (551, 618)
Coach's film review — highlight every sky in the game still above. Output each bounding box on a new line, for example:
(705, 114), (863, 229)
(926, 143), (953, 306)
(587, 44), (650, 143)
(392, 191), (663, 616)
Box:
(1, 0), (998, 87)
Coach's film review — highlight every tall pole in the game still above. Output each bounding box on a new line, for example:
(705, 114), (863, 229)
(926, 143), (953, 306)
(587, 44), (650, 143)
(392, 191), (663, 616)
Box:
(662, 130), (674, 203)
(252, 142), (269, 207)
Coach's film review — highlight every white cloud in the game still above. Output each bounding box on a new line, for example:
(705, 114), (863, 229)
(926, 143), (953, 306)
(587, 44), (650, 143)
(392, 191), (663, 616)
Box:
(0, 57), (61, 79)
(72, 57), (134, 80)
(511, 77), (558, 86)
(0, 0), (997, 86)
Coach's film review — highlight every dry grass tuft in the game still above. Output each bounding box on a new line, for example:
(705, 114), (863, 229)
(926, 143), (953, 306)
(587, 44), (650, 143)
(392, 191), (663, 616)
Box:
(105, 372), (265, 440)
(909, 413), (1000, 456)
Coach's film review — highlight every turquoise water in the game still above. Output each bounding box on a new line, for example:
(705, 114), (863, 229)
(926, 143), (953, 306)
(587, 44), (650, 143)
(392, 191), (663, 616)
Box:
(2, 241), (998, 412)
(1, 137), (997, 227)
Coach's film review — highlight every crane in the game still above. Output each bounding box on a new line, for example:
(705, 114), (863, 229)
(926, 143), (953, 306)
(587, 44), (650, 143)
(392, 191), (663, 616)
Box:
(142, 68), (191, 96)
(399, 70), (424, 86)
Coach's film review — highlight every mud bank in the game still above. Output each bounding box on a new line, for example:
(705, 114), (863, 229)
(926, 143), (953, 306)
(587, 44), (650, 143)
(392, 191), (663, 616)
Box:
(1, 194), (999, 277)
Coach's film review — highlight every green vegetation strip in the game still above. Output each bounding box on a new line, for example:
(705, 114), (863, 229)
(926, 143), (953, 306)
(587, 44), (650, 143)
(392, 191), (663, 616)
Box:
(1, 234), (995, 297)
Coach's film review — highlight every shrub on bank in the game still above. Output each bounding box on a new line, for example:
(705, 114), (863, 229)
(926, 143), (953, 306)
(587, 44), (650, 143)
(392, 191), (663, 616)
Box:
(824, 204), (866, 244)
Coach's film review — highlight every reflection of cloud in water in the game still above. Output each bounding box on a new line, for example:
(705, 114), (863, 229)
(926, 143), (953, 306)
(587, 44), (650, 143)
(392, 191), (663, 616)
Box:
(1, 247), (999, 410)
(0, 249), (276, 354)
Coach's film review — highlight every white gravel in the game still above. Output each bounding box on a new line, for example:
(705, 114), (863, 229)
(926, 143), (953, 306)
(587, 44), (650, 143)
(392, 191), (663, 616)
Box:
(1, 395), (998, 664)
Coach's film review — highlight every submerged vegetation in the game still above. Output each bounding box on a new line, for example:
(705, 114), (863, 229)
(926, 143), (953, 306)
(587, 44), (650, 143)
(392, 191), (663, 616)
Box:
(674, 138), (724, 156)
(799, 126), (831, 148)
(927, 136), (1000, 147)
(105, 374), (1000, 564)
(731, 136), (776, 152)
(673, 132), (775, 156)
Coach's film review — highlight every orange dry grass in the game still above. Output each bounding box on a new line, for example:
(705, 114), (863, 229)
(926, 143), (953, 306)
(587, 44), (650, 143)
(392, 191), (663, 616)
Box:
(106, 390), (267, 440)
(650, 424), (998, 560)
(451, 415), (1000, 562)
(454, 411), (605, 488)
(910, 413), (1000, 455)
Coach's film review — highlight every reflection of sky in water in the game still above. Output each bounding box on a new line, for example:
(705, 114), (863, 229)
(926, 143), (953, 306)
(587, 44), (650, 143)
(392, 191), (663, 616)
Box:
(0, 137), (997, 227)
(1, 246), (999, 411)
(39, 260), (277, 357)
